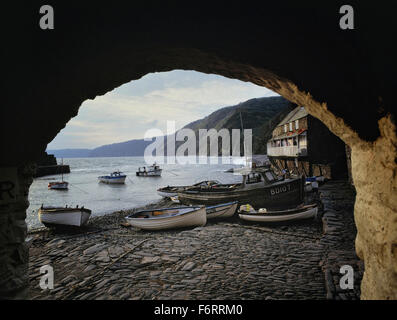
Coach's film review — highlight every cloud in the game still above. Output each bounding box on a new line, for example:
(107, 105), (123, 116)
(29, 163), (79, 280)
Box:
(47, 70), (278, 149)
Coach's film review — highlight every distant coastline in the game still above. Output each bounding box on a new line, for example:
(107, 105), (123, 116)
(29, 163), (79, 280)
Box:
(48, 96), (293, 158)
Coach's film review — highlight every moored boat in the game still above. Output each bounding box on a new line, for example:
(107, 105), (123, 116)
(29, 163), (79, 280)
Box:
(206, 201), (238, 219)
(157, 180), (221, 198)
(38, 205), (92, 227)
(125, 206), (206, 230)
(48, 181), (69, 190)
(136, 163), (162, 177)
(238, 203), (318, 222)
(177, 167), (305, 210)
(98, 171), (126, 184)
(48, 158), (68, 190)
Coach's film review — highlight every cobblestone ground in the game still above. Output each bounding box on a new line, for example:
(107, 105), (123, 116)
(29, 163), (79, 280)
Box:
(27, 180), (360, 300)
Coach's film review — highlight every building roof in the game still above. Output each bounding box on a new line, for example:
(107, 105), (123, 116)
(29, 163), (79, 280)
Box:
(278, 106), (308, 126)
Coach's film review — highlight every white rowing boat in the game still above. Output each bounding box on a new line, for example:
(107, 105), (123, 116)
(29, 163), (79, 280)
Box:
(206, 201), (238, 219)
(38, 206), (92, 227)
(125, 206), (206, 230)
(238, 203), (318, 222)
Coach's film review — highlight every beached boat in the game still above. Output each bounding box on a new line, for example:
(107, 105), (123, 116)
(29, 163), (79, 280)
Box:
(177, 167), (305, 210)
(157, 180), (221, 198)
(238, 203), (318, 222)
(98, 171), (126, 184)
(206, 201), (238, 219)
(125, 206), (206, 230)
(38, 205), (92, 227)
(136, 163), (162, 177)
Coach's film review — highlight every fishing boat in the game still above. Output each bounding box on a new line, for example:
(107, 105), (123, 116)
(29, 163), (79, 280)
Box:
(136, 163), (162, 177)
(38, 205), (92, 227)
(177, 167), (305, 210)
(157, 180), (221, 198)
(206, 201), (238, 219)
(98, 171), (126, 184)
(125, 206), (206, 230)
(238, 203), (318, 222)
(48, 158), (68, 190)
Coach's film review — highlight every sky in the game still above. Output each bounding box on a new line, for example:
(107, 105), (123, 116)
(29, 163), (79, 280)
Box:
(47, 70), (278, 150)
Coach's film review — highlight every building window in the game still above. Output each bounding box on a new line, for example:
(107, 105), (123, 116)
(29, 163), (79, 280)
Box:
(284, 124), (287, 133)
(289, 122), (293, 131)
(295, 120), (299, 130)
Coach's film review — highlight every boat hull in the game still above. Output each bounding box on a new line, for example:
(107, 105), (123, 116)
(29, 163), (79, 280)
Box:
(48, 182), (69, 190)
(126, 206), (206, 230)
(38, 208), (91, 227)
(206, 201), (238, 219)
(239, 205), (317, 222)
(98, 176), (126, 184)
(178, 177), (304, 210)
(157, 190), (177, 198)
(136, 170), (162, 177)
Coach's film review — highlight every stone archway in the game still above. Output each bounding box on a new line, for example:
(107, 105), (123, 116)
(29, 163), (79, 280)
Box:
(1, 2), (396, 299)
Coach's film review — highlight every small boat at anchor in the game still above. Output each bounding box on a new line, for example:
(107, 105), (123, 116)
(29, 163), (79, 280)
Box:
(157, 180), (221, 198)
(98, 171), (126, 184)
(238, 203), (318, 223)
(206, 201), (238, 219)
(48, 181), (69, 190)
(136, 163), (162, 177)
(38, 205), (92, 227)
(48, 158), (68, 190)
(125, 206), (206, 230)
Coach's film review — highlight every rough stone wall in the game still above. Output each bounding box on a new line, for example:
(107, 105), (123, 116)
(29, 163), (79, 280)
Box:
(281, 87), (397, 299)
(0, 163), (34, 299)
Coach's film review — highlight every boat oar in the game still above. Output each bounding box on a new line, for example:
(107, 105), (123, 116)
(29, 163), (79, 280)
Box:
(127, 177), (134, 184)
(167, 170), (179, 176)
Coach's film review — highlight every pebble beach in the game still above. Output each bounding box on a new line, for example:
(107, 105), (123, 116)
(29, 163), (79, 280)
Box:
(27, 180), (362, 300)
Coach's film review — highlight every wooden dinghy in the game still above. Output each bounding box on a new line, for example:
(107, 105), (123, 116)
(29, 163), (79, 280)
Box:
(125, 206), (206, 230)
(38, 206), (92, 227)
(238, 203), (318, 222)
(206, 201), (238, 219)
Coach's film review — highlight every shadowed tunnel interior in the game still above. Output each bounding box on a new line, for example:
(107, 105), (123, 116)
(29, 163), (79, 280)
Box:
(1, 2), (396, 299)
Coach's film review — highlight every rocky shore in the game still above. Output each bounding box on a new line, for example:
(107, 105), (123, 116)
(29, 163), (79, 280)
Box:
(27, 180), (362, 300)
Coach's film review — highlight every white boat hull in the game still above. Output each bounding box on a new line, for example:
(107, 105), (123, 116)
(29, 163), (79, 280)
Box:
(126, 207), (206, 230)
(239, 206), (318, 222)
(206, 202), (238, 219)
(98, 176), (126, 184)
(157, 190), (177, 198)
(39, 209), (91, 227)
(48, 182), (69, 190)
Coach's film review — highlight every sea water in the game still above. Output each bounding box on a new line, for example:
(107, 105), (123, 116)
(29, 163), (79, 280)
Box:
(27, 156), (249, 229)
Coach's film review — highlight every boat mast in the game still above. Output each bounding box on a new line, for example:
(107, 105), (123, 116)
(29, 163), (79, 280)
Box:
(239, 112), (248, 167)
